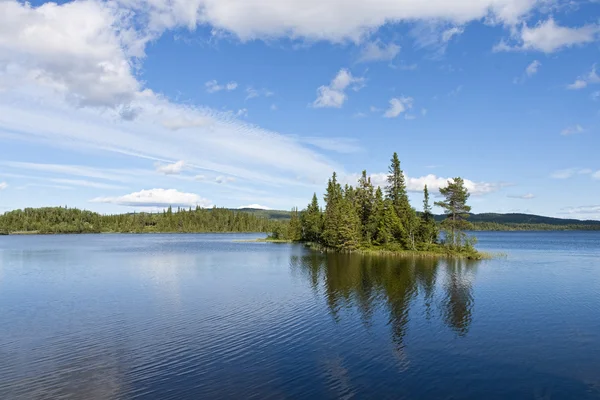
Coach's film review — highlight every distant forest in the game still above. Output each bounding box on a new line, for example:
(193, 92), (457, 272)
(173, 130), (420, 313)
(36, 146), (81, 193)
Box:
(0, 206), (278, 234)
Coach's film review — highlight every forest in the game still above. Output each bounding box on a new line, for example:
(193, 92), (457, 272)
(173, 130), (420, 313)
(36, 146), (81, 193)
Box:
(271, 153), (481, 258)
(0, 206), (277, 234)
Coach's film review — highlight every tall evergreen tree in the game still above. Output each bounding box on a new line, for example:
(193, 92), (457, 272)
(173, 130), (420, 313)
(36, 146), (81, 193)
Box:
(322, 172), (343, 248)
(355, 170), (375, 243)
(435, 177), (472, 249)
(419, 185), (438, 245)
(301, 193), (323, 243)
(288, 207), (302, 241)
(336, 189), (361, 250)
(385, 152), (409, 213)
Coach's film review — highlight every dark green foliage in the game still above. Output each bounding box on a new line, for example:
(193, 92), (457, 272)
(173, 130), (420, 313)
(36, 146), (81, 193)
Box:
(418, 185), (439, 245)
(0, 206), (279, 234)
(300, 193), (323, 243)
(288, 207), (302, 241)
(435, 177), (473, 250)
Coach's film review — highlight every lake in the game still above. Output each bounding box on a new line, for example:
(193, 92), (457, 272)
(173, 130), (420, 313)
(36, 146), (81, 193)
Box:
(1, 232), (599, 399)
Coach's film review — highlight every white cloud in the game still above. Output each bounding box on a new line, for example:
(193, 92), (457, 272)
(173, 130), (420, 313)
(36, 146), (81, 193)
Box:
(50, 178), (123, 189)
(91, 188), (212, 208)
(160, 115), (213, 130)
(560, 124), (584, 136)
(300, 137), (362, 153)
(238, 204), (272, 210)
(561, 205), (600, 215)
(411, 23), (464, 56)
(194, 174), (206, 181)
(508, 193), (535, 199)
(495, 18), (600, 53)
(0, 182), (7, 190)
(551, 168), (592, 179)
(526, 60), (541, 76)
(236, 108), (248, 117)
(357, 40), (400, 63)
(155, 160), (185, 175)
(0, 0), (143, 108)
(0, 161), (131, 182)
(246, 87), (274, 100)
(205, 80), (238, 93)
(313, 69), (364, 108)
(384, 97), (413, 118)
(567, 64), (600, 90)
(593, 171), (600, 180)
(345, 172), (503, 196)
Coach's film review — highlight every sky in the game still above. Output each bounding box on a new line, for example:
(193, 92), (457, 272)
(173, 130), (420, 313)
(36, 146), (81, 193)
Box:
(1, 0), (600, 219)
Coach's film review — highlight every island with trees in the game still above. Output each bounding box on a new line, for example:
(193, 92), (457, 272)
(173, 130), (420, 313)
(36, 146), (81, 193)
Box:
(269, 153), (486, 259)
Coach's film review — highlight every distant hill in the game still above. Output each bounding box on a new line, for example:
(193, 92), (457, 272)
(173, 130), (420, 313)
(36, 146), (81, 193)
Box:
(237, 208), (600, 230)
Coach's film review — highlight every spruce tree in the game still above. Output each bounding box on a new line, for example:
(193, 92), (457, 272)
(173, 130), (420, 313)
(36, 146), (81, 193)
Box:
(322, 172), (343, 248)
(356, 170), (375, 243)
(300, 194), (322, 243)
(435, 177), (472, 249)
(336, 189), (361, 250)
(419, 185), (438, 246)
(288, 207), (302, 241)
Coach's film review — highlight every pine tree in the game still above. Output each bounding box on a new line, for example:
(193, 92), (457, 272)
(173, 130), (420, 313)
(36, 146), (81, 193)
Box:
(322, 172), (343, 248)
(301, 193), (323, 243)
(355, 170), (375, 243)
(435, 177), (472, 249)
(288, 207), (302, 241)
(336, 189), (361, 250)
(419, 185), (438, 246)
(385, 152), (410, 214)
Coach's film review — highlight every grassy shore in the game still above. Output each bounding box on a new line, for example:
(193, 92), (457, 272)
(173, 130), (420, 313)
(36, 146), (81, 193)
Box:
(256, 238), (493, 260)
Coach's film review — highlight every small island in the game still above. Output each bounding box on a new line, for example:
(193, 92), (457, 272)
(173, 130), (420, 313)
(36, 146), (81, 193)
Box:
(267, 152), (487, 259)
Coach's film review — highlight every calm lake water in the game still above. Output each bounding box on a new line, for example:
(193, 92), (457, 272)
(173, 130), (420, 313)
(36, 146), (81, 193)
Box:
(1, 232), (599, 399)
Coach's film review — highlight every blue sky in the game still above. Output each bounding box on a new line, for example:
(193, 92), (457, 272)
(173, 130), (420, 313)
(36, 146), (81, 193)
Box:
(1, 0), (600, 219)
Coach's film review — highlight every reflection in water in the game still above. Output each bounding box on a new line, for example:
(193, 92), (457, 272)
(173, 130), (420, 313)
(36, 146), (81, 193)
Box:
(291, 253), (478, 346)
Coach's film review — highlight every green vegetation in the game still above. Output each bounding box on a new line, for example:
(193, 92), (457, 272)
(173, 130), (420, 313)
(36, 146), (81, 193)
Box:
(0, 206), (279, 234)
(271, 153), (484, 259)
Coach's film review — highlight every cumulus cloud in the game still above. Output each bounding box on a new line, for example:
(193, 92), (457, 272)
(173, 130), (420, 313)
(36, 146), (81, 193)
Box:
(0, 182), (7, 190)
(357, 40), (400, 63)
(508, 193), (535, 199)
(205, 80), (238, 93)
(567, 64), (600, 90)
(560, 125), (584, 136)
(160, 0), (537, 43)
(345, 173), (503, 196)
(238, 204), (272, 210)
(313, 69), (365, 108)
(155, 160), (185, 175)
(495, 19), (600, 53)
(384, 97), (414, 118)
(91, 188), (212, 208)
(0, 0), (143, 108)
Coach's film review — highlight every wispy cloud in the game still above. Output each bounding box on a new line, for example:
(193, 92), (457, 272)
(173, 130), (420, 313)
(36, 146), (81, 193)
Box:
(205, 80), (238, 93)
(560, 125), (584, 136)
(246, 87), (274, 100)
(550, 168), (592, 179)
(0, 182), (7, 190)
(567, 64), (600, 90)
(357, 40), (400, 63)
(508, 193), (535, 199)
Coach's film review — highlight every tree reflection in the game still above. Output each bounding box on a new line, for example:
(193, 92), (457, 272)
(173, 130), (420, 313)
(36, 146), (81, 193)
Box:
(291, 252), (478, 346)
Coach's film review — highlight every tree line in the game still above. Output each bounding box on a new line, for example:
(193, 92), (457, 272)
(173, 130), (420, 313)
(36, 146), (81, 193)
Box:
(272, 152), (478, 256)
(0, 206), (279, 234)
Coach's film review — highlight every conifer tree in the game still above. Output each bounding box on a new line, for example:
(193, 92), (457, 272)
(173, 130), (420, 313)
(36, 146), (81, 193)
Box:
(356, 170), (375, 243)
(419, 185), (438, 245)
(435, 177), (472, 249)
(322, 172), (343, 248)
(301, 193), (323, 243)
(336, 189), (361, 250)
(288, 207), (302, 241)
